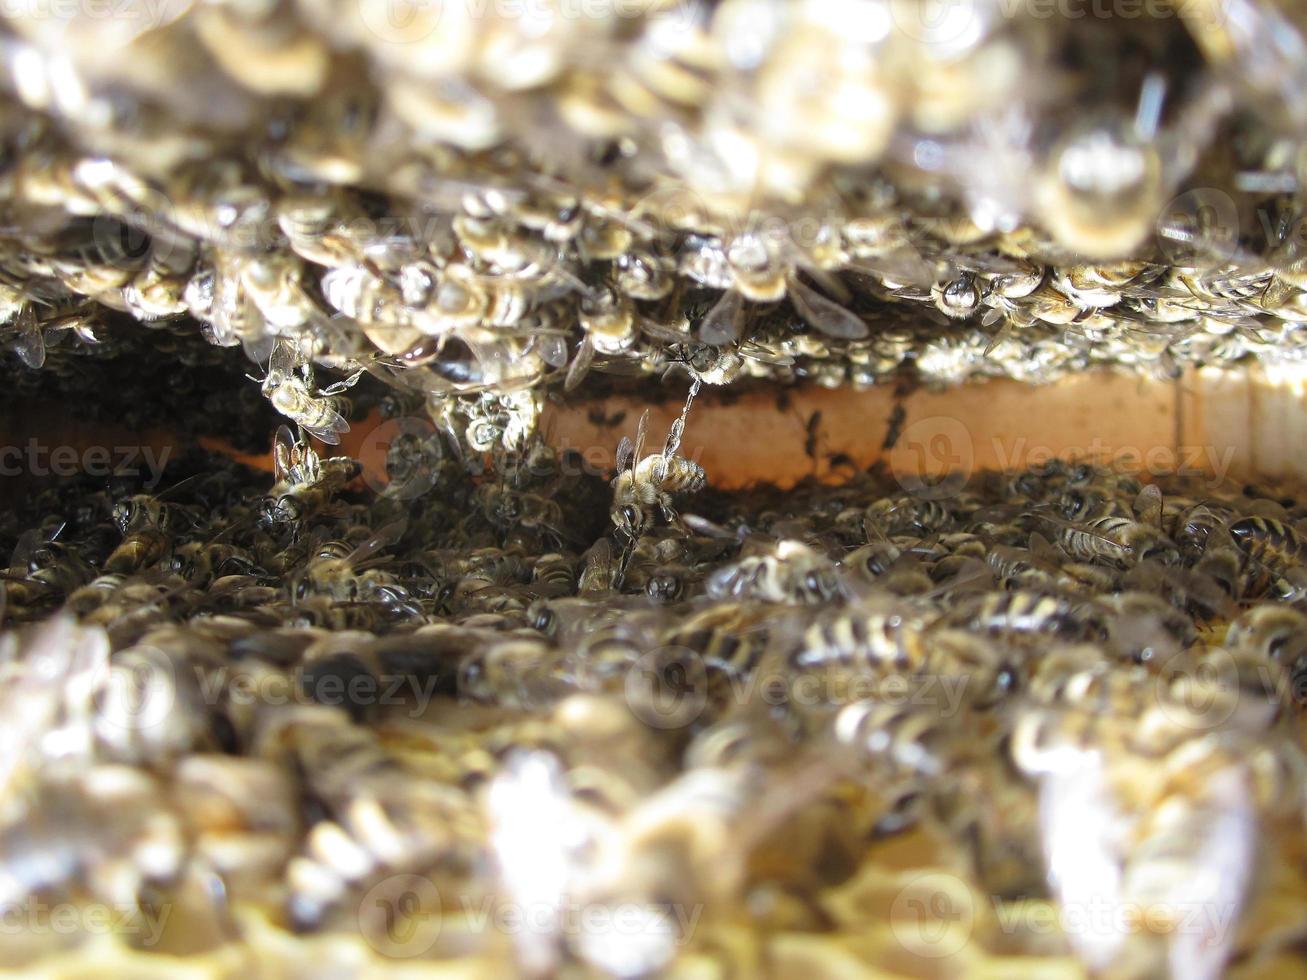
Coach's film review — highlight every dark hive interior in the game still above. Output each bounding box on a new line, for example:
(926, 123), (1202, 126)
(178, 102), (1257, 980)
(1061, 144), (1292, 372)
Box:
(3, 3), (1307, 978)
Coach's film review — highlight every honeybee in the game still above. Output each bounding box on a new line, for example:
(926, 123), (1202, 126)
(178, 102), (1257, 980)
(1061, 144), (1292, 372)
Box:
(610, 385), (706, 540)
(953, 588), (1104, 642)
(682, 230), (870, 344)
(529, 552), (576, 597)
(794, 601), (932, 673)
(297, 522), (407, 606)
(835, 690), (980, 779)
(622, 532), (697, 604)
(577, 538), (619, 595)
(1046, 514), (1179, 569)
(706, 539), (842, 605)
(1038, 733), (1255, 977)
(172, 754), (300, 898)
(864, 495), (953, 537)
(613, 247), (673, 301)
(0, 290), (47, 368)
(662, 601), (779, 696)
(578, 282), (637, 355)
(457, 635), (565, 708)
(258, 706), (471, 932)
(256, 340), (358, 444)
(263, 426), (360, 525)
(1034, 105), (1164, 259)
(663, 339), (795, 387)
(930, 272), (983, 320)
(1229, 516), (1307, 576)
(103, 493), (182, 575)
(1225, 604), (1307, 667)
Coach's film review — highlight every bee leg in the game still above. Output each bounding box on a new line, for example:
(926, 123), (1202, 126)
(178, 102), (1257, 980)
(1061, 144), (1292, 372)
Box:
(658, 494), (678, 524)
(320, 369), (365, 396)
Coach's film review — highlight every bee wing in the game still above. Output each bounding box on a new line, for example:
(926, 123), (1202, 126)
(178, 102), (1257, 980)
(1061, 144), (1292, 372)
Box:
(582, 538), (615, 591)
(346, 518), (407, 565)
(919, 558), (995, 600)
(612, 440), (634, 484)
(586, 537), (612, 571)
(1132, 484), (1163, 528)
(302, 424), (344, 446)
(638, 316), (689, 345)
(698, 289), (744, 346)
(268, 338), (298, 375)
(680, 513), (739, 540)
(1028, 531), (1061, 561)
(563, 334), (594, 392)
(272, 425), (296, 482)
(8, 528), (42, 572)
(12, 304), (44, 369)
(738, 340), (795, 366)
(242, 334), (276, 369)
(1036, 751), (1128, 972)
(788, 278), (869, 339)
(302, 404), (350, 445)
(534, 333), (568, 368)
(1158, 771), (1254, 980)
(633, 409), (649, 461)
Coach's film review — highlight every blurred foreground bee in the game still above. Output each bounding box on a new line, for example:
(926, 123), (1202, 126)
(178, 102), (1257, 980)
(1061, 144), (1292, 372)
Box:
(1229, 517), (1307, 575)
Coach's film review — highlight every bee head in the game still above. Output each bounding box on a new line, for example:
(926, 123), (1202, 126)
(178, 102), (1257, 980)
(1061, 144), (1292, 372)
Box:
(612, 503), (645, 540)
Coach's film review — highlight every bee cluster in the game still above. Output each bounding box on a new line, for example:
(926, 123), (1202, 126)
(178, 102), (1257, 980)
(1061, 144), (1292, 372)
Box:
(4, 3), (1307, 451)
(6, 1), (1307, 977)
(1, 402), (1307, 976)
